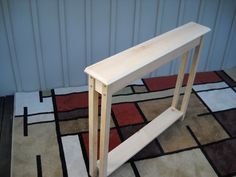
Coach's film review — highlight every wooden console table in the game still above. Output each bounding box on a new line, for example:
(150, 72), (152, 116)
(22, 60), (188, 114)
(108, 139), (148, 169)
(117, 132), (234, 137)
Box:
(84, 22), (210, 177)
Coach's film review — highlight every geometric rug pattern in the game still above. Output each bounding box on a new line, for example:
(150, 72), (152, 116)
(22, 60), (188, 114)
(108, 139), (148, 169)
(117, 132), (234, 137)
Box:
(12, 70), (236, 177)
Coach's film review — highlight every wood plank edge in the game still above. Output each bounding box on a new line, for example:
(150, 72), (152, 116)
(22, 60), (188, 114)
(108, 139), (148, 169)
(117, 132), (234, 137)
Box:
(97, 107), (183, 176)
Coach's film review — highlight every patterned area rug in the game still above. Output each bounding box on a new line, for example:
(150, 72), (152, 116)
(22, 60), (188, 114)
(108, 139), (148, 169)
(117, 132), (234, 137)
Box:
(12, 70), (236, 177)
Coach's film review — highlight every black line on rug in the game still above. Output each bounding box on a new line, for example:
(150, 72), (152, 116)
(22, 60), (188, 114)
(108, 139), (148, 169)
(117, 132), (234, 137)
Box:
(130, 85), (135, 93)
(129, 84), (145, 87)
(42, 95), (52, 98)
(23, 107), (28, 136)
(28, 120), (55, 126)
(192, 89), (232, 137)
(134, 102), (165, 154)
(133, 146), (199, 162)
(197, 112), (211, 117)
(78, 134), (90, 176)
(141, 78), (150, 92)
(111, 110), (121, 130)
(58, 117), (84, 122)
(117, 121), (148, 129)
(215, 71), (236, 92)
(61, 132), (80, 137)
(55, 91), (88, 97)
(221, 70), (236, 88)
(198, 107), (236, 117)
(186, 125), (221, 177)
(130, 162), (141, 177)
(51, 89), (68, 177)
(113, 95), (174, 105)
(196, 86), (230, 93)
(110, 81), (228, 101)
(111, 110), (141, 177)
(121, 91), (188, 104)
(15, 111), (54, 118)
(206, 107), (236, 115)
(39, 91), (43, 102)
(222, 70), (236, 83)
(202, 136), (236, 148)
(36, 155), (43, 177)
(134, 102), (148, 122)
(155, 139), (165, 155)
(63, 126), (117, 136)
(58, 115), (88, 122)
(114, 85), (176, 96)
(57, 107), (88, 113)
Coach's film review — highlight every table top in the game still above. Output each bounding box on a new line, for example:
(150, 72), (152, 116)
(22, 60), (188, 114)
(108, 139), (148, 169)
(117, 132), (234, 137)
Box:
(85, 22), (210, 86)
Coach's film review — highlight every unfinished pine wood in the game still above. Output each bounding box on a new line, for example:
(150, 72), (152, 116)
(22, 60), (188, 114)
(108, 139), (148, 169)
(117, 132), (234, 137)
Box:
(88, 76), (99, 177)
(181, 37), (204, 119)
(85, 22), (210, 94)
(85, 22), (210, 177)
(172, 51), (189, 108)
(95, 79), (103, 94)
(102, 107), (183, 176)
(99, 85), (112, 177)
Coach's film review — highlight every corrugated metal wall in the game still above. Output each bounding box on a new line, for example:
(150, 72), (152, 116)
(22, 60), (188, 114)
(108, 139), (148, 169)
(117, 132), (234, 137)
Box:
(0, 0), (236, 96)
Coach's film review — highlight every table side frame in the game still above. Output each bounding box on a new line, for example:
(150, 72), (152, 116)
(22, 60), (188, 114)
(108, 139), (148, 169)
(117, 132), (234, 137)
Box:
(88, 35), (204, 177)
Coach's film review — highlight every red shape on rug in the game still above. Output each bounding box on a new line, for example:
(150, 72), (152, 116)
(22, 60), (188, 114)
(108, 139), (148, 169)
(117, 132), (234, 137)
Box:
(56, 92), (89, 112)
(112, 103), (144, 126)
(192, 71), (222, 84)
(144, 75), (177, 92)
(82, 129), (121, 159)
(144, 71), (222, 91)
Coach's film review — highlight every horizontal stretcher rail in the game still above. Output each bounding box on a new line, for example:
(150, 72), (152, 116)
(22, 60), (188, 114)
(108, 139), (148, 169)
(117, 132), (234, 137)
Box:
(98, 107), (183, 176)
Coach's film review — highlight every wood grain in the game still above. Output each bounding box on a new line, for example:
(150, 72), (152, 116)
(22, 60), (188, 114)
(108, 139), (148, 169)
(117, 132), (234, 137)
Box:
(85, 22), (210, 94)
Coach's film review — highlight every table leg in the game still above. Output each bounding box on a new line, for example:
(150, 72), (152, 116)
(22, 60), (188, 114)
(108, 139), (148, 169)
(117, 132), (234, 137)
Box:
(172, 51), (189, 108)
(181, 37), (204, 120)
(89, 76), (99, 177)
(99, 84), (112, 177)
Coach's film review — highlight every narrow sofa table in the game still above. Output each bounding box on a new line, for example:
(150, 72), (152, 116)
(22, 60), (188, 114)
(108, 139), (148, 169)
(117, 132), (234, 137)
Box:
(84, 22), (210, 177)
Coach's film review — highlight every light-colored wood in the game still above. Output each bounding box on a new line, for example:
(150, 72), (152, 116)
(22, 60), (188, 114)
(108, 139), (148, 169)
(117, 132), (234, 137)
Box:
(85, 22), (210, 177)
(95, 79), (103, 94)
(109, 38), (200, 94)
(85, 22), (210, 94)
(89, 76), (99, 177)
(172, 51), (189, 108)
(100, 107), (183, 176)
(181, 37), (204, 119)
(99, 85), (112, 177)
